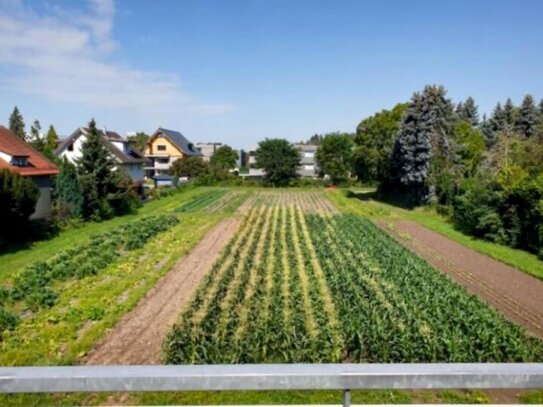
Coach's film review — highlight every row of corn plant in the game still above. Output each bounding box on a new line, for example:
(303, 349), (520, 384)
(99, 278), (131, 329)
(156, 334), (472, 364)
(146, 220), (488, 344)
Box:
(163, 206), (266, 363)
(163, 203), (346, 364)
(0, 215), (179, 335)
(175, 189), (227, 212)
(306, 213), (543, 362)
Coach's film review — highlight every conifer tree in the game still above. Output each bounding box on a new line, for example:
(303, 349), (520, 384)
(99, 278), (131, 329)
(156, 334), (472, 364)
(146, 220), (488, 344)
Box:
(55, 158), (83, 217)
(503, 98), (516, 129)
(458, 97), (479, 126)
(29, 120), (45, 152)
(8, 106), (26, 140)
(516, 94), (538, 137)
(76, 119), (137, 219)
(490, 102), (506, 133)
(45, 125), (59, 154)
(386, 85), (454, 204)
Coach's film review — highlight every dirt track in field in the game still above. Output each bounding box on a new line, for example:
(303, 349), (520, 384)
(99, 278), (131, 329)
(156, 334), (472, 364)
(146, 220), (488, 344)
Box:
(379, 220), (543, 340)
(83, 217), (241, 365)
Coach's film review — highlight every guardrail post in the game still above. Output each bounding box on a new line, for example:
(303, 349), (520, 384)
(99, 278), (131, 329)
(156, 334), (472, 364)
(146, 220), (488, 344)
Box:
(342, 389), (351, 407)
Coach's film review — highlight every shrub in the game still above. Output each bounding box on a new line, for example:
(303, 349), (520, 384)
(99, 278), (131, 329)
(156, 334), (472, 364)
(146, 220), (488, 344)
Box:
(0, 306), (19, 334)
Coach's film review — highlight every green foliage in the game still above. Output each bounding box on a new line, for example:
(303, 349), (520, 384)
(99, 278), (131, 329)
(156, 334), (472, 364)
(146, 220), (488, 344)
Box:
(8, 215), (178, 312)
(45, 125), (59, 154)
(0, 306), (19, 335)
(452, 120), (485, 176)
(516, 94), (538, 137)
(209, 145), (238, 180)
(76, 119), (137, 220)
(255, 138), (300, 186)
(55, 158), (83, 218)
(175, 189), (228, 212)
(385, 85), (454, 204)
(456, 96), (479, 126)
(0, 169), (39, 246)
(29, 119), (46, 153)
(315, 132), (353, 183)
(170, 156), (208, 179)
(8, 106), (25, 140)
(353, 103), (406, 184)
(126, 132), (149, 151)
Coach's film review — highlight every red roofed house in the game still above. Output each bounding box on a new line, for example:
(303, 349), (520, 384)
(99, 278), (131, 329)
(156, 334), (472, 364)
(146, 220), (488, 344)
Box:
(0, 126), (59, 219)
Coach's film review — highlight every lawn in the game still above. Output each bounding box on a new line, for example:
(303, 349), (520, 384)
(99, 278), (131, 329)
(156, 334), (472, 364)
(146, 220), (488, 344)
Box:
(326, 188), (543, 280)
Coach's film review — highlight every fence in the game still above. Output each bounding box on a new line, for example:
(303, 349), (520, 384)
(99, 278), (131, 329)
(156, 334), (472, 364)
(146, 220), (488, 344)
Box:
(1, 363), (543, 406)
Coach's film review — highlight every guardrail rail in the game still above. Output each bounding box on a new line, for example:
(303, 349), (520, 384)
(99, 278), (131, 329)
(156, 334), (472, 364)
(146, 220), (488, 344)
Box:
(1, 363), (543, 406)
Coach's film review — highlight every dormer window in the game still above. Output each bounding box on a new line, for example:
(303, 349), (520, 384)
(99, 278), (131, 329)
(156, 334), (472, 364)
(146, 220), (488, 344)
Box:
(188, 143), (194, 151)
(11, 156), (28, 167)
(67, 143), (74, 152)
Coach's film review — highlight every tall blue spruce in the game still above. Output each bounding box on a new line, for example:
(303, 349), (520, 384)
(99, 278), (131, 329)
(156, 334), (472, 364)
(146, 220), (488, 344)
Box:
(385, 85), (454, 204)
(515, 94), (537, 137)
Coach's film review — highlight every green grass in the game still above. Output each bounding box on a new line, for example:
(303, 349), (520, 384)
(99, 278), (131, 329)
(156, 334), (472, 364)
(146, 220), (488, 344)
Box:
(326, 188), (543, 280)
(0, 388), (492, 406)
(0, 186), (212, 283)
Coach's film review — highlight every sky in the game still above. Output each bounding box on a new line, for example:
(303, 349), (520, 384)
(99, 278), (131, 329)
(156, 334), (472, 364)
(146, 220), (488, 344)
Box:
(0, 0), (542, 149)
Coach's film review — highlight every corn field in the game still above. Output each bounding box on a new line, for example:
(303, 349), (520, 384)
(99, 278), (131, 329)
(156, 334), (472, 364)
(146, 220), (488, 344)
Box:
(163, 195), (543, 364)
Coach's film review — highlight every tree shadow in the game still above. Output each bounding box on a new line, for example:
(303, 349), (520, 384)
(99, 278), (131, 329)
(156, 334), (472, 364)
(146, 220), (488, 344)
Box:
(0, 219), (61, 255)
(345, 189), (418, 210)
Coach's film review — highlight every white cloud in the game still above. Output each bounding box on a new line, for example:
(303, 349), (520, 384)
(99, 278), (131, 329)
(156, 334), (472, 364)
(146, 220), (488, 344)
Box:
(0, 0), (234, 113)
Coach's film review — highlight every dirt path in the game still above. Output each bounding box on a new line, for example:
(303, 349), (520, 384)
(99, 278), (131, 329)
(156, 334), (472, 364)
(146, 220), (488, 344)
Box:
(83, 217), (241, 365)
(379, 220), (543, 340)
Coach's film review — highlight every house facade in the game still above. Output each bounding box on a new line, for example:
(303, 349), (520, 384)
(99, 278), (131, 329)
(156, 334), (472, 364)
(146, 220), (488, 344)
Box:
(0, 126), (59, 219)
(196, 142), (222, 162)
(295, 144), (319, 178)
(55, 127), (147, 183)
(144, 128), (202, 177)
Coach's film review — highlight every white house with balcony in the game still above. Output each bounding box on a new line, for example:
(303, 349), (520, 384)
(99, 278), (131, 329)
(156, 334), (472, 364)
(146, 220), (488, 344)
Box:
(55, 127), (148, 184)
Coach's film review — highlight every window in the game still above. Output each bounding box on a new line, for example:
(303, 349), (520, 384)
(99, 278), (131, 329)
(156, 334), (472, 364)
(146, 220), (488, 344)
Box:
(67, 143), (74, 152)
(304, 152), (314, 158)
(157, 145), (167, 151)
(11, 156), (28, 167)
(157, 158), (169, 164)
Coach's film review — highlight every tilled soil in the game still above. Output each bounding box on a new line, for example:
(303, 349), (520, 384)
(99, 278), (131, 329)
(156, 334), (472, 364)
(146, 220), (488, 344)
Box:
(83, 217), (241, 365)
(379, 220), (543, 340)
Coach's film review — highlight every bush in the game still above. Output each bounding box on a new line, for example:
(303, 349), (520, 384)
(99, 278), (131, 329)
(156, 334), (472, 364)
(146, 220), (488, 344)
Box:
(0, 306), (19, 335)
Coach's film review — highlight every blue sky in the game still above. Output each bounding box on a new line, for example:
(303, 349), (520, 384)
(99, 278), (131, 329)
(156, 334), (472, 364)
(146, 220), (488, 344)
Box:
(1, 0), (542, 148)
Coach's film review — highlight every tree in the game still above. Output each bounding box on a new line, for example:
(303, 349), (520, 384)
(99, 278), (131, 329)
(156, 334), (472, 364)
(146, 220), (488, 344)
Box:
(209, 145), (238, 179)
(55, 158), (83, 218)
(170, 156), (208, 178)
(29, 120), (45, 152)
(0, 169), (39, 244)
(255, 138), (300, 186)
(126, 132), (149, 151)
(352, 103), (406, 183)
(516, 94), (538, 137)
(457, 97), (479, 126)
(384, 85), (454, 204)
(76, 119), (137, 220)
(452, 120), (485, 176)
(315, 132), (353, 183)
(503, 98), (516, 129)
(490, 102), (506, 133)
(45, 125), (59, 155)
(9, 106), (25, 140)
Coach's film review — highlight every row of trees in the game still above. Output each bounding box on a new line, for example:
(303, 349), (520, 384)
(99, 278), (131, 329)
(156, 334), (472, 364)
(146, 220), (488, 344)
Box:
(353, 85), (543, 257)
(9, 106), (59, 159)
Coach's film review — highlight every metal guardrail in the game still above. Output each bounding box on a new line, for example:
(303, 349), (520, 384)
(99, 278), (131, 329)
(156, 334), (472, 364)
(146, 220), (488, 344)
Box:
(1, 364), (543, 406)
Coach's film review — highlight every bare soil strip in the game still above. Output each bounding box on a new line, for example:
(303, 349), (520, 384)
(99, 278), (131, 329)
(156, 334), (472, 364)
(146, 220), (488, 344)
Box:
(379, 220), (543, 340)
(83, 217), (241, 365)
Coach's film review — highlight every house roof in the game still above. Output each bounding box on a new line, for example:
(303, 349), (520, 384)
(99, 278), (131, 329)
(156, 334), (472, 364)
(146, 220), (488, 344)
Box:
(150, 128), (202, 157)
(55, 127), (148, 165)
(0, 126), (59, 176)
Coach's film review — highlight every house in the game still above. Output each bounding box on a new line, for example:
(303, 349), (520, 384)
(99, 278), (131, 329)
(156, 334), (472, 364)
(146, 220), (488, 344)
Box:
(295, 144), (319, 178)
(196, 142), (222, 162)
(55, 127), (147, 183)
(0, 126), (59, 219)
(144, 128), (202, 177)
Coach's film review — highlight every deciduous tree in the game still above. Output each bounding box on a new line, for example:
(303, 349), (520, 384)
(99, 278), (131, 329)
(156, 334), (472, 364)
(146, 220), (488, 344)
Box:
(255, 138), (300, 186)
(170, 156), (208, 179)
(209, 145), (238, 179)
(316, 132), (353, 184)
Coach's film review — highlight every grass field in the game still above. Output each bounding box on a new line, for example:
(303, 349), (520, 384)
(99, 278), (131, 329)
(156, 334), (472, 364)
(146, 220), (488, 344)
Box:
(326, 188), (543, 280)
(1, 187), (542, 406)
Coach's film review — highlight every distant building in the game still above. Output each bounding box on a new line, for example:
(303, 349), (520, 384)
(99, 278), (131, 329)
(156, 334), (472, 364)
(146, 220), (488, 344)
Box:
(55, 127), (148, 183)
(0, 126), (59, 219)
(196, 142), (222, 162)
(144, 128), (202, 177)
(295, 144), (318, 178)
